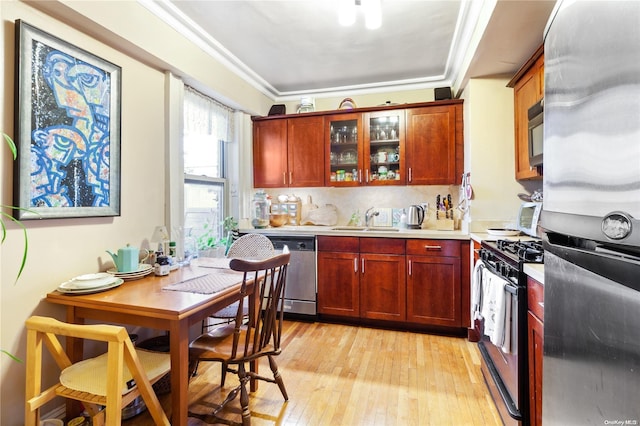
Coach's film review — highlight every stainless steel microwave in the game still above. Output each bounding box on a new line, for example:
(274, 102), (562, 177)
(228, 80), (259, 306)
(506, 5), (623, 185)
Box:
(527, 99), (544, 166)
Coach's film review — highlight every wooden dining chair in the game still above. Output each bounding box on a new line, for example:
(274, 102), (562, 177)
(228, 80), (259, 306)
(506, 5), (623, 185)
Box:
(195, 234), (277, 384)
(24, 316), (170, 426)
(189, 251), (291, 426)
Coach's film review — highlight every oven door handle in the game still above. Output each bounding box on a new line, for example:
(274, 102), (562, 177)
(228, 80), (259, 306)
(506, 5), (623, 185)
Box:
(504, 282), (519, 296)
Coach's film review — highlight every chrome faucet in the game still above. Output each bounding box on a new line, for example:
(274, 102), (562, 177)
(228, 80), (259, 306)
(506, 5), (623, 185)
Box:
(364, 207), (379, 227)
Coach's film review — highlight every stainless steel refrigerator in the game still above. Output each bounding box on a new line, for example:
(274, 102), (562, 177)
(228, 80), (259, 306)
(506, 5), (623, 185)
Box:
(542, 1), (640, 425)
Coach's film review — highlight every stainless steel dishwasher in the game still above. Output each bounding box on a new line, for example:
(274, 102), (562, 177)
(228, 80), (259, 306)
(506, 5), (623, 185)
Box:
(266, 235), (316, 318)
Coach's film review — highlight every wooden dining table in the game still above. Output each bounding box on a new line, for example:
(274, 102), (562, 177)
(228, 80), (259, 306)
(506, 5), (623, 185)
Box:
(45, 259), (255, 426)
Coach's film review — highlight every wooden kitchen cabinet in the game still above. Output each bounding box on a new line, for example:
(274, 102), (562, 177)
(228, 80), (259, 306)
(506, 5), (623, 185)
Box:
(317, 250), (360, 318)
(318, 236), (468, 331)
(254, 100), (463, 188)
(405, 102), (463, 185)
(326, 110), (405, 186)
(317, 236), (360, 317)
(253, 119), (287, 187)
(406, 239), (462, 327)
(527, 276), (544, 426)
(359, 238), (406, 321)
(510, 45), (544, 180)
(317, 236), (405, 321)
(326, 113), (363, 186)
(364, 110), (406, 185)
(253, 115), (324, 188)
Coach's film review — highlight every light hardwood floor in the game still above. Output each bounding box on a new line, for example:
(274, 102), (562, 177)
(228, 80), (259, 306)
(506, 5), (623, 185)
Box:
(124, 320), (501, 425)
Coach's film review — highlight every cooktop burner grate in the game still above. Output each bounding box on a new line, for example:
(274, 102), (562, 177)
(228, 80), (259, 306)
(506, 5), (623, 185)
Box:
(485, 239), (544, 264)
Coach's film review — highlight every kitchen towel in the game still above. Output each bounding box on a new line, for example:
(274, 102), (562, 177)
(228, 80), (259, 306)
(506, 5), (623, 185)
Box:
(471, 259), (485, 320)
(480, 268), (510, 352)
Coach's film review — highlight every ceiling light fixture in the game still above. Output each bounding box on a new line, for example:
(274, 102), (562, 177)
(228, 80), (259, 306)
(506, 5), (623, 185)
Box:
(338, 0), (382, 30)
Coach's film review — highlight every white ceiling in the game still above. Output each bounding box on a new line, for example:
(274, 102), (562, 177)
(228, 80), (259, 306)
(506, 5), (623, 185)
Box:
(143, 0), (556, 101)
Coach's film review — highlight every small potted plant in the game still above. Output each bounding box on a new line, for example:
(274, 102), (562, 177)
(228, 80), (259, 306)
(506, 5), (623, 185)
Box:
(195, 216), (238, 258)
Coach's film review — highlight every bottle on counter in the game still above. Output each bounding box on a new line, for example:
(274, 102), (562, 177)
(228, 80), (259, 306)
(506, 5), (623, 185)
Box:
(399, 210), (407, 229)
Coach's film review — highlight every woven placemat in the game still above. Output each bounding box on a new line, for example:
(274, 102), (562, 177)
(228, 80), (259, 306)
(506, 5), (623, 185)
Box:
(163, 272), (243, 295)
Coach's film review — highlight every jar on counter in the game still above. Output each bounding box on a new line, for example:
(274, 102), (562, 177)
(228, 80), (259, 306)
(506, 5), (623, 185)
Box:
(251, 189), (270, 228)
(154, 255), (170, 276)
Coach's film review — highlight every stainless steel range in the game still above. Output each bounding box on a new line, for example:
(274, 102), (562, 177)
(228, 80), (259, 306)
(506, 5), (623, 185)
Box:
(473, 239), (543, 426)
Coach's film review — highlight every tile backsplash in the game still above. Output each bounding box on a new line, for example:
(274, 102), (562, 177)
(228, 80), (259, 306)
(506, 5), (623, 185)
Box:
(259, 185), (463, 229)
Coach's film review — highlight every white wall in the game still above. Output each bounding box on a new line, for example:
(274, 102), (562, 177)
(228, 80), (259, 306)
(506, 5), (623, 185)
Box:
(461, 78), (539, 230)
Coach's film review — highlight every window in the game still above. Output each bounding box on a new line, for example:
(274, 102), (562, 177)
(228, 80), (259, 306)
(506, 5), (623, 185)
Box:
(183, 87), (234, 255)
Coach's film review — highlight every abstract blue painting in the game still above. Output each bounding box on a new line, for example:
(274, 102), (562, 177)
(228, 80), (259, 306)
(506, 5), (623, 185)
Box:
(15, 20), (121, 219)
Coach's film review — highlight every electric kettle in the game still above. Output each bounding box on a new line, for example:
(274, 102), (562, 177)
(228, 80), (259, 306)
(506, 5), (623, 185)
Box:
(406, 205), (425, 229)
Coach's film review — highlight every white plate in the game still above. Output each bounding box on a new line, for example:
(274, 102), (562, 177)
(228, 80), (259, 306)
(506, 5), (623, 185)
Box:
(75, 272), (112, 281)
(57, 278), (124, 294)
(60, 276), (118, 290)
(486, 228), (521, 236)
(106, 263), (153, 276)
(68, 272), (115, 288)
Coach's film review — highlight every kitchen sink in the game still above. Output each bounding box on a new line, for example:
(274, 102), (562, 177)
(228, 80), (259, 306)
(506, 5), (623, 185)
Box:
(331, 226), (399, 232)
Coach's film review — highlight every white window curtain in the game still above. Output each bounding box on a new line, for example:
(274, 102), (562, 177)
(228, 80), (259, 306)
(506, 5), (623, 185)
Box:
(183, 87), (235, 257)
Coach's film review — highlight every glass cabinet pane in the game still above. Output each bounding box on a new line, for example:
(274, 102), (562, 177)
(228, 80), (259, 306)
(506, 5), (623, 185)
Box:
(367, 113), (402, 184)
(328, 117), (360, 185)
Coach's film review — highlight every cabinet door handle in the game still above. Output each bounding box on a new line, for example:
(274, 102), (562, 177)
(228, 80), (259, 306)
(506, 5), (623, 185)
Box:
(424, 245), (442, 250)
(408, 259), (412, 276)
(354, 257), (358, 273)
(358, 169), (362, 183)
(283, 172), (287, 186)
(365, 169), (369, 183)
(408, 167), (412, 182)
(289, 171), (292, 184)
(361, 258), (365, 274)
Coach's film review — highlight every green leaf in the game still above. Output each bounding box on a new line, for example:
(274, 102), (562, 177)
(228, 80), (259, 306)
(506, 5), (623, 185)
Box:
(1, 206), (38, 283)
(3, 133), (17, 161)
(1, 349), (22, 363)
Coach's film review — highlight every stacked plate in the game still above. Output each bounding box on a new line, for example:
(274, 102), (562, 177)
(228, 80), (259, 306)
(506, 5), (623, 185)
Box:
(106, 263), (153, 281)
(57, 272), (124, 294)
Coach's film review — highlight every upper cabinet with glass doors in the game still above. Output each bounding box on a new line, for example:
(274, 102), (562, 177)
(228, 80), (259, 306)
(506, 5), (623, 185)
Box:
(326, 113), (363, 186)
(325, 110), (405, 186)
(364, 111), (405, 185)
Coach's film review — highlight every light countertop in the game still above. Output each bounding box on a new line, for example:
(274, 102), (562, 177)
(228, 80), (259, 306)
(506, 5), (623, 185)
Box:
(240, 225), (470, 240)
(524, 263), (544, 284)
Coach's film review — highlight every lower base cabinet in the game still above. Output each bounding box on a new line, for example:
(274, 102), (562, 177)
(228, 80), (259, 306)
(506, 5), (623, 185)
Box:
(407, 255), (461, 326)
(317, 237), (405, 321)
(527, 276), (544, 426)
(359, 238), (406, 321)
(317, 249), (360, 318)
(317, 236), (465, 329)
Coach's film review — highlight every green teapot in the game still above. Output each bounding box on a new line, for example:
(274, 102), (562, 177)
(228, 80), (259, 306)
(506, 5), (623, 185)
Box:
(106, 244), (147, 273)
